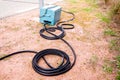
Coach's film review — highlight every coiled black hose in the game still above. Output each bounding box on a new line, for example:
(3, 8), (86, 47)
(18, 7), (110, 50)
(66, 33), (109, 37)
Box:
(0, 10), (76, 76)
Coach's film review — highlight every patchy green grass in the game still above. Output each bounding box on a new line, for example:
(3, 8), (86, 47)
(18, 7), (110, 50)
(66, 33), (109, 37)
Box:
(110, 40), (117, 49)
(12, 27), (20, 31)
(110, 2), (120, 16)
(32, 31), (37, 34)
(90, 54), (98, 64)
(4, 25), (8, 28)
(103, 65), (113, 73)
(85, 0), (97, 3)
(102, 58), (115, 74)
(115, 55), (120, 80)
(89, 54), (99, 70)
(96, 13), (111, 23)
(103, 64), (113, 73)
(69, 0), (77, 3)
(85, 0), (98, 8)
(104, 28), (117, 36)
(26, 22), (33, 27)
(81, 7), (93, 12)
(116, 56), (120, 69)
(116, 70), (120, 80)
(110, 39), (120, 52)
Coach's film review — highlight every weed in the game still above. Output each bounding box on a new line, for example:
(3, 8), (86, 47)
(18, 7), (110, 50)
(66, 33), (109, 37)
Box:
(33, 31), (37, 34)
(81, 7), (93, 12)
(104, 28), (117, 36)
(103, 64), (113, 73)
(102, 59), (114, 73)
(89, 54), (98, 71)
(85, 0), (98, 8)
(112, 2), (120, 15)
(110, 39), (120, 51)
(90, 54), (98, 64)
(85, 0), (96, 3)
(77, 37), (80, 41)
(0, 54), (6, 58)
(110, 39), (117, 49)
(101, 17), (110, 23)
(69, 0), (77, 3)
(36, 23), (42, 27)
(116, 75), (120, 80)
(37, 39), (40, 42)
(26, 22), (32, 27)
(116, 56), (120, 69)
(115, 56), (120, 80)
(116, 56), (120, 62)
(12, 27), (20, 31)
(96, 13), (111, 23)
(4, 26), (8, 28)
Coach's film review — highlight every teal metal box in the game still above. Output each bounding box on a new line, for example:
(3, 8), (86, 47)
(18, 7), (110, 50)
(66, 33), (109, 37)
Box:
(40, 5), (61, 25)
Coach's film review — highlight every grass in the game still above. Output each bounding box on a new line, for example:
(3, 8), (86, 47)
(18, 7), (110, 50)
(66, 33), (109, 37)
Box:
(85, 0), (97, 3)
(81, 7), (93, 12)
(104, 28), (117, 36)
(111, 2), (120, 15)
(90, 54), (98, 64)
(115, 55), (120, 80)
(26, 22), (32, 27)
(12, 27), (20, 31)
(102, 59), (115, 74)
(89, 54), (99, 71)
(110, 39), (120, 52)
(96, 13), (111, 23)
(85, 0), (98, 8)
(116, 70), (120, 80)
(102, 2), (120, 78)
(4, 25), (8, 28)
(103, 64), (113, 73)
(33, 31), (37, 34)
(116, 56), (120, 69)
(69, 0), (77, 3)
(110, 39), (117, 49)
(107, 40), (120, 79)
(0, 54), (6, 58)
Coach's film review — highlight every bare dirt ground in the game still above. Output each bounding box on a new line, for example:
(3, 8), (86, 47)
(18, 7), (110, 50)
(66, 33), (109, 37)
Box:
(0, 0), (116, 80)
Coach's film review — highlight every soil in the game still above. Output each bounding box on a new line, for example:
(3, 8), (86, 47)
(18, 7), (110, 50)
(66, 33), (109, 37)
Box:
(0, 0), (116, 80)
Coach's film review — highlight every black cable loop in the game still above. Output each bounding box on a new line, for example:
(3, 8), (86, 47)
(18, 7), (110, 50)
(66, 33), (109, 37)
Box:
(0, 10), (76, 76)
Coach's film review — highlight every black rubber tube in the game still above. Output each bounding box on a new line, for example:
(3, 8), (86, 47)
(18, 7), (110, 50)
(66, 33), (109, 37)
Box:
(40, 27), (65, 40)
(0, 10), (76, 76)
(32, 49), (71, 76)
